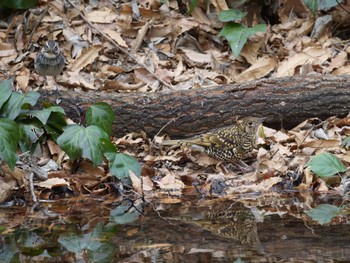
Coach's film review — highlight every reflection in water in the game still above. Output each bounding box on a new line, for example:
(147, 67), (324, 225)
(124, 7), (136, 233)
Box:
(2, 196), (350, 262)
(172, 201), (261, 250)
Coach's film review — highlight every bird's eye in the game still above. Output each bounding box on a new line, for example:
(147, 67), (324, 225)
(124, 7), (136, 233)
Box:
(248, 121), (253, 126)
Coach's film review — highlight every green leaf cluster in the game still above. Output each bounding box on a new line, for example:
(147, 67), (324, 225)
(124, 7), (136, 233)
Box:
(56, 104), (141, 183)
(0, 79), (141, 183)
(0, 0), (38, 9)
(0, 78), (66, 170)
(218, 9), (266, 58)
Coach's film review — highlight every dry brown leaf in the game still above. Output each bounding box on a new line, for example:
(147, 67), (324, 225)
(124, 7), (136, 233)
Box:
(156, 173), (185, 191)
(234, 56), (277, 83)
(130, 171), (142, 194)
(240, 42), (264, 65)
(104, 29), (128, 48)
(275, 47), (331, 77)
(65, 71), (98, 90)
(0, 174), (16, 203)
(191, 7), (211, 25)
(36, 178), (69, 189)
(0, 43), (16, 57)
(302, 139), (340, 149)
(79, 161), (105, 176)
(181, 48), (211, 64)
(131, 19), (153, 53)
(144, 155), (182, 162)
(69, 45), (102, 72)
(16, 67), (30, 90)
(210, 0), (229, 12)
(187, 152), (219, 167)
(85, 8), (117, 23)
(47, 139), (63, 156)
(333, 65), (350, 75)
(142, 176), (154, 191)
(323, 51), (347, 73)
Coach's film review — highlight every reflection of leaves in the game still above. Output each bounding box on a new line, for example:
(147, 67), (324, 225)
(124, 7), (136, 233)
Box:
(307, 152), (346, 177)
(341, 136), (350, 148)
(306, 204), (344, 225)
(0, 239), (18, 263)
(58, 223), (116, 263)
(109, 201), (143, 225)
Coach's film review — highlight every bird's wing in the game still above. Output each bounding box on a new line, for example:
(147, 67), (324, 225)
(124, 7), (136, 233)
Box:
(190, 132), (234, 149)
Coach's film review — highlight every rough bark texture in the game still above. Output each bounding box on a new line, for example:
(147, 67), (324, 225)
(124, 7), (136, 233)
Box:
(40, 74), (350, 138)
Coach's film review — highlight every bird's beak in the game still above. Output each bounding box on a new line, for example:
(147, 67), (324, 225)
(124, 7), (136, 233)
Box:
(258, 117), (267, 123)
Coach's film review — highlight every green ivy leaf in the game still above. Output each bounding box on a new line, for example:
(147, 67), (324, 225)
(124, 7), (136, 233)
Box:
(188, 0), (198, 15)
(304, 0), (318, 14)
(0, 0), (38, 9)
(86, 102), (115, 136)
(218, 9), (247, 22)
(100, 138), (117, 153)
(341, 136), (350, 148)
(306, 204), (344, 225)
(318, 0), (339, 11)
(57, 125), (109, 166)
(0, 78), (13, 109)
(0, 118), (19, 170)
(45, 111), (68, 141)
(308, 152), (346, 177)
(0, 91), (40, 120)
(105, 152), (141, 181)
(29, 106), (65, 125)
(219, 23), (266, 58)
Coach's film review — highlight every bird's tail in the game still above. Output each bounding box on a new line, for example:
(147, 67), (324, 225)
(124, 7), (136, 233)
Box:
(160, 139), (192, 146)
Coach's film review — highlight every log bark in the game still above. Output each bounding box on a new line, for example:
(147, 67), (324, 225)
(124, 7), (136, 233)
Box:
(40, 74), (350, 138)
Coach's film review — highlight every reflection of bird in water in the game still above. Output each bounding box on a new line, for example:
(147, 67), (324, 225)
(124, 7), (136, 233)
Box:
(171, 202), (261, 250)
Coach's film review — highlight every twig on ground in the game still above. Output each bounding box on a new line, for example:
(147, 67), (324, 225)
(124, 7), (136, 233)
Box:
(153, 119), (175, 142)
(28, 5), (49, 44)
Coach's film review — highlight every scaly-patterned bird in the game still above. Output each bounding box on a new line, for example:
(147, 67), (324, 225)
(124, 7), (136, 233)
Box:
(34, 40), (65, 77)
(161, 117), (265, 161)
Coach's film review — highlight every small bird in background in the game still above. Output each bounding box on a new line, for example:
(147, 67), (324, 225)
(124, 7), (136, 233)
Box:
(34, 40), (65, 80)
(161, 117), (265, 162)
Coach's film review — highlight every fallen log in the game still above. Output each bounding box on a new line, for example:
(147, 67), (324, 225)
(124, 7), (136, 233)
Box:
(39, 74), (350, 138)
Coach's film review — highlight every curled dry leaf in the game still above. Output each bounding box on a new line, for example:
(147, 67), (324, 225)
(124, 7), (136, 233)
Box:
(69, 45), (102, 72)
(275, 47), (332, 77)
(104, 29), (128, 48)
(234, 56), (278, 83)
(36, 178), (69, 189)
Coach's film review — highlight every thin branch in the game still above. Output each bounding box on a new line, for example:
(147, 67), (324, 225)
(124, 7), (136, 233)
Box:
(65, 0), (174, 90)
(28, 5), (49, 44)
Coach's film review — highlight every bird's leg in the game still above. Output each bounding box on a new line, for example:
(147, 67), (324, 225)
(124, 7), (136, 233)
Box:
(215, 162), (229, 174)
(53, 76), (61, 104)
(228, 160), (254, 173)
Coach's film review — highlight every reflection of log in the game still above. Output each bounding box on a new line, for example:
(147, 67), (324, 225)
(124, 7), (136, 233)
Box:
(40, 75), (350, 138)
